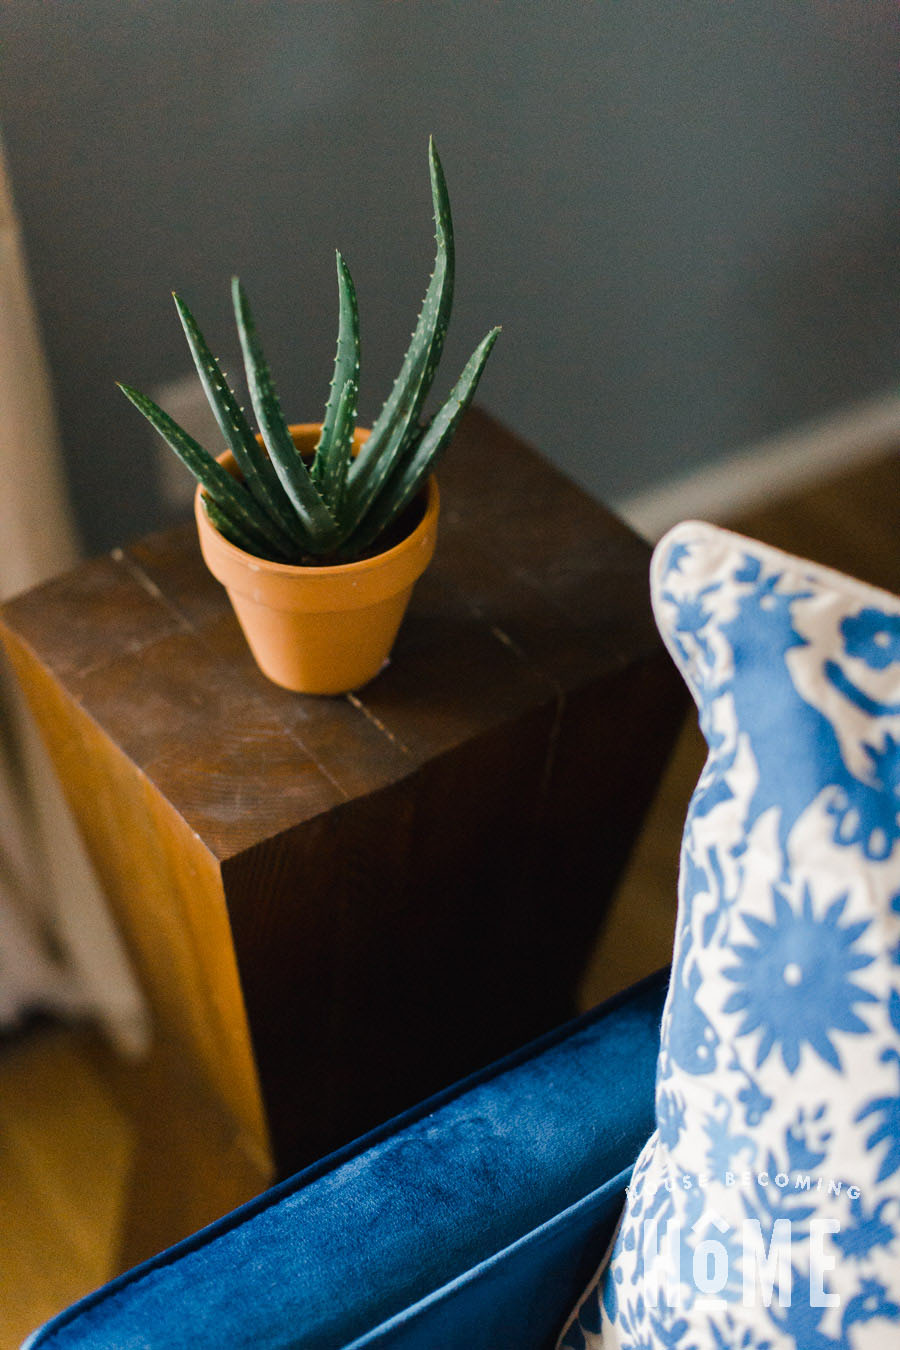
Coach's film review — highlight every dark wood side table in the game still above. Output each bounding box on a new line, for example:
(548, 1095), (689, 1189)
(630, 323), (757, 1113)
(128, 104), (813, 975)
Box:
(1, 409), (684, 1265)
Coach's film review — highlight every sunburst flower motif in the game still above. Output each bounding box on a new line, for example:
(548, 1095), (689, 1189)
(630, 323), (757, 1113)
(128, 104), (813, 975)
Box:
(722, 886), (876, 1073)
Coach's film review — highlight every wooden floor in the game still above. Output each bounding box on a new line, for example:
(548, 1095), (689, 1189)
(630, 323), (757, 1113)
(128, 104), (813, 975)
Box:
(0, 1024), (132, 1344)
(2, 449), (898, 1348)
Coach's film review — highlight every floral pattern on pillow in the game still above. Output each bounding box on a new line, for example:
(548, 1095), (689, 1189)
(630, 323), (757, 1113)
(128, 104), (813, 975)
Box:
(559, 522), (900, 1350)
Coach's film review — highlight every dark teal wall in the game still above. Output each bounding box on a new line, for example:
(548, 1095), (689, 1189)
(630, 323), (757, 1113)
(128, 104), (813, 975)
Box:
(3, 1), (898, 551)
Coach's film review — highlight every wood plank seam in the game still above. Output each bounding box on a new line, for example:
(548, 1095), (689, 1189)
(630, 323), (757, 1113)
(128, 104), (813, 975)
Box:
(109, 549), (194, 634)
(344, 693), (412, 757)
(534, 688), (567, 814)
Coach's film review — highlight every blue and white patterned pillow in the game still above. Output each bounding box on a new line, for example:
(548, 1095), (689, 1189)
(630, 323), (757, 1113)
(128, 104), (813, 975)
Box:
(560, 521), (900, 1350)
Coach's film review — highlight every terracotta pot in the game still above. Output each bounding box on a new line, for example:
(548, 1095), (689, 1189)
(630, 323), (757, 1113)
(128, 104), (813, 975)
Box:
(195, 424), (439, 695)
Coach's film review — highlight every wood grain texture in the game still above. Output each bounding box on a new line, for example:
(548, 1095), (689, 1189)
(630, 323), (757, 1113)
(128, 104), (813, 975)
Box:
(0, 630), (269, 1152)
(0, 408), (684, 1257)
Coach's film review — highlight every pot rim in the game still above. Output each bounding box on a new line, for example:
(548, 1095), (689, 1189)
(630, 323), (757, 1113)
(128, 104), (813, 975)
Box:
(194, 424), (439, 579)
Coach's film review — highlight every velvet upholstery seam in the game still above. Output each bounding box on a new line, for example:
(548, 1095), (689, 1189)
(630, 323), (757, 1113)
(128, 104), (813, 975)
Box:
(30, 967), (669, 1347)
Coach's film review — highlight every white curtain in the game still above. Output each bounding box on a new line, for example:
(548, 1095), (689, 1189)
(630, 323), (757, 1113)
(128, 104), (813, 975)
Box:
(0, 132), (148, 1054)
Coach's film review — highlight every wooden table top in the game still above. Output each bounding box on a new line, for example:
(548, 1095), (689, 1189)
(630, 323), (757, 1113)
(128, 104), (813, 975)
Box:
(2, 408), (659, 861)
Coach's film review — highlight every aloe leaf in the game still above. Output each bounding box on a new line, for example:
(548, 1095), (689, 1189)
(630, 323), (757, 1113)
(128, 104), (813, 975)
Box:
(345, 137), (455, 521)
(118, 383), (299, 555)
(173, 292), (300, 548)
(319, 377), (358, 516)
(340, 327), (500, 557)
(232, 277), (340, 552)
(200, 494), (292, 562)
(312, 253), (360, 490)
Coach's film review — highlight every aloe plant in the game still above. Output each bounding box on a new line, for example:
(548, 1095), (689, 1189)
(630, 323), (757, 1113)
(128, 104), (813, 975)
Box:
(119, 140), (500, 564)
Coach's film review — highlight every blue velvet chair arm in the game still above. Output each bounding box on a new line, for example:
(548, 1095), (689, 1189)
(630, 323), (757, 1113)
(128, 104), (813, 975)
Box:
(24, 970), (668, 1350)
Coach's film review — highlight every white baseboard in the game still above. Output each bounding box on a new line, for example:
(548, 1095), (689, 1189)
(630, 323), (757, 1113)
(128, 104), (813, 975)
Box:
(616, 389), (900, 542)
